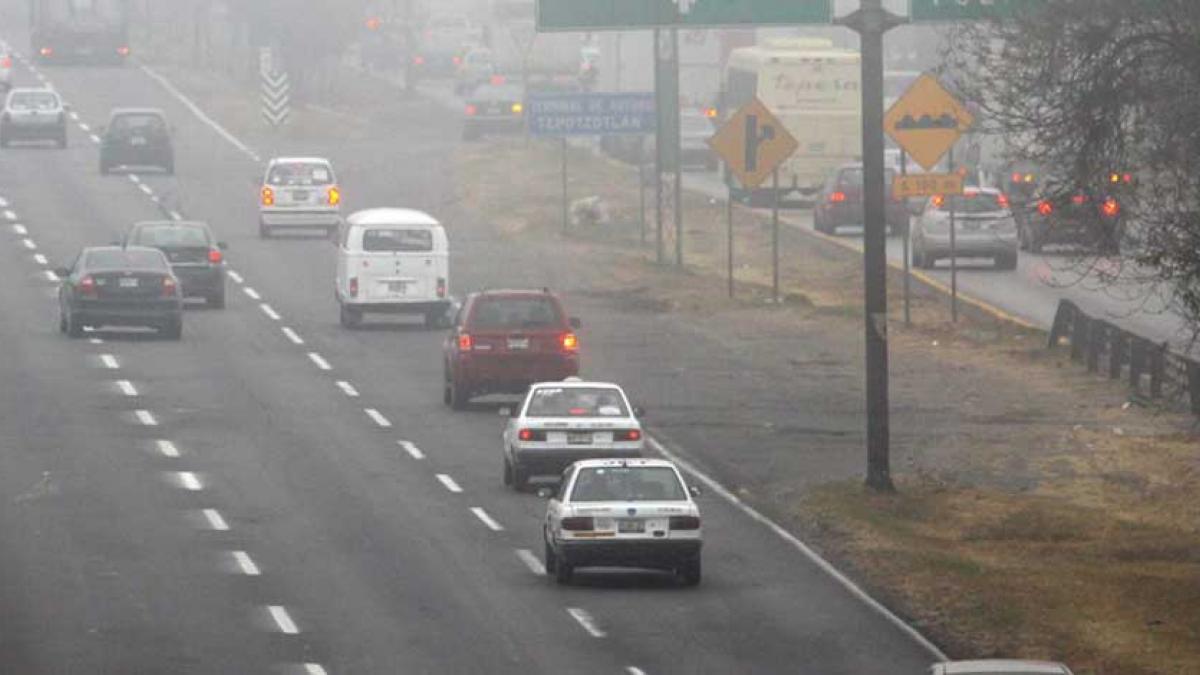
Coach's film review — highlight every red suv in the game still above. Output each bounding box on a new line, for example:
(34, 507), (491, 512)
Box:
(443, 290), (581, 409)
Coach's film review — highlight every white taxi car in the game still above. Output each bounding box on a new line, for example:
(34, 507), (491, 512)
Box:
(503, 378), (644, 491)
(543, 458), (702, 586)
(258, 157), (341, 238)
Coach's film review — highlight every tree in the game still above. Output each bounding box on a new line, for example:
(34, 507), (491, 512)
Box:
(943, 0), (1200, 333)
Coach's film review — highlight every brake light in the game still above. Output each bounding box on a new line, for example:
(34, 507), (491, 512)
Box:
(1, 56), (11, 68)
(348, 277), (358, 299)
(931, 195), (945, 209)
(1122, 173), (1133, 184)
(829, 191), (847, 204)
(327, 185), (341, 206)
(1010, 172), (1021, 184)
(452, 55), (462, 66)
(413, 55), (426, 65)
(1037, 200), (1054, 216)
(465, 104), (478, 116)
(207, 249), (223, 264)
(490, 75), (506, 86)
(39, 47), (53, 57)
(669, 515), (701, 530)
(78, 275), (97, 297)
(116, 46), (130, 57)
(996, 193), (1010, 209)
(561, 332), (578, 351)
(517, 428), (547, 442)
(704, 107), (718, 119)
(561, 516), (594, 531)
(436, 277), (446, 298)
(1072, 194), (1087, 206)
(617, 429), (642, 442)
(1101, 197), (1121, 218)
(458, 333), (472, 351)
(260, 186), (275, 206)
(162, 276), (178, 297)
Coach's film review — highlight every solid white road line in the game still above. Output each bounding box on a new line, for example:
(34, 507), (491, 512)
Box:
(176, 471), (202, 491)
(203, 508), (230, 531)
(141, 64), (263, 163)
(134, 409), (157, 426)
(307, 352), (331, 371)
(645, 436), (948, 660)
(43, 270), (59, 282)
(267, 605), (300, 634)
(33, 253), (47, 265)
(115, 380), (138, 396)
(336, 381), (359, 397)
(156, 439), (180, 458)
(232, 551), (262, 576)
(364, 408), (392, 428)
(22, 238), (36, 250)
(470, 507), (504, 532)
(398, 440), (425, 460)
(259, 303), (281, 320)
(566, 608), (606, 638)
(304, 665), (329, 675)
(436, 474), (463, 493)
(89, 133), (101, 144)
(12, 224), (27, 235)
(226, 270), (244, 284)
(515, 549), (546, 576)
(282, 327), (304, 345)
(243, 287), (261, 300)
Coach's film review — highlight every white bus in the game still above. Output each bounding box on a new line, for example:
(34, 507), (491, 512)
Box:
(723, 38), (861, 205)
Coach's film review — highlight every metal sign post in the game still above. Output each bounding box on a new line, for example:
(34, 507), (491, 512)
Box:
(672, 27), (684, 267)
(772, 168), (780, 303)
(561, 139), (569, 233)
(948, 147), (958, 322)
(901, 150), (911, 326)
(727, 179), (735, 298)
(653, 29), (665, 264)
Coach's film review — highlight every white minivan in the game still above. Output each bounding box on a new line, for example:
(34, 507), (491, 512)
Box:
(335, 208), (451, 329)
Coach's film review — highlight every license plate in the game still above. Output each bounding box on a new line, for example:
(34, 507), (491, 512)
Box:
(119, 277), (139, 288)
(387, 281), (408, 294)
(131, 136), (147, 146)
(507, 337), (529, 350)
(617, 519), (645, 533)
(292, 190), (309, 200)
(567, 431), (591, 445)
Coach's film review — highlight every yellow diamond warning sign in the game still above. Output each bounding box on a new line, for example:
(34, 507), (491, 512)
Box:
(884, 74), (974, 172)
(708, 98), (798, 190)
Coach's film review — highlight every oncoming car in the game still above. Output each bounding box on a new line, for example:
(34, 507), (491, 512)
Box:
(503, 379), (644, 490)
(543, 458), (702, 586)
(258, 157), (341, 238)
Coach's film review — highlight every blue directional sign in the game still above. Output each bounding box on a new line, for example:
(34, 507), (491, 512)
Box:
(527, 92), (656, 137)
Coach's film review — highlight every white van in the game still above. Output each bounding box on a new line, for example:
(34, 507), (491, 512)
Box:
(335, 208), (451, 329)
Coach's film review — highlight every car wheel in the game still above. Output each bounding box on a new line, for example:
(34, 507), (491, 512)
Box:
(339, 304), (362, 329)
(1017, 224), (1030, 251)
(58, 310), (67, 334)
(503, 456), (513, 486)
(995, 252), (1018, 271)
(163, 317), (183, 341)
(449, 378), (469, 411)
(543, 539), (558, 575)
(209, 290), (226, 309)
(443, 370), (453, 406)
(56, 131), (67, 149)
(911, 245), (924, 269)
(554, 556), (573, 585)
(65, 310), (84, 339)
(679, 558), (702, 587)
(510, 461), (527, 492)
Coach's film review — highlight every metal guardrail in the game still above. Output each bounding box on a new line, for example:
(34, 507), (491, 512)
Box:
(1048, 300), (1200, 417)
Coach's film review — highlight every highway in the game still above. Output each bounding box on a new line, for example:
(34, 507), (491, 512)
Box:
(0, 33), (940, 675)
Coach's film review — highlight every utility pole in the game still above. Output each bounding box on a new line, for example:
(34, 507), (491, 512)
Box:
(840, 0), (904, 493)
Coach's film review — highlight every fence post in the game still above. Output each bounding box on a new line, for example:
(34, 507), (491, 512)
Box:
(1086, 321), (1104, 373)
(1070, 312), (1089, 362)
(1129, 339), (1146, 392)
(1109, 330), (1125, 380)
(1149, 343), (1167, 399)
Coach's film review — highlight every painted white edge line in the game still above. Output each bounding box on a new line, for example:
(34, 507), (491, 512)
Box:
(69, 111), (80, 120)
(470, 507), (504, 532)
(398, 440), (424, 460)
(226, 270), (244, 284)
(515, 549), (546, 576)
(140, 64), (263, 163)
(307, 352), (331, 371)
(645, 435), (948, 660)
(169, 210), (183, 221)
(335, 380), (359, 397)
(134, 409), (157, 426)
(436, 474), (462, 493)
(364, 408), (392, 428)
(267, 605), (300, 634)
(232, 551), (262, 576)
(259, 303), (281, 321)
(115, 380), (138, 397)
(176, 471), (202, 491)
(566, 607), (606, 638)
(156, 439), (180, 458)
(243, 287), (261, 300)
(282, 327), (304, 345)
(87, 337), (103, 345)
(203, 508), (230, 531)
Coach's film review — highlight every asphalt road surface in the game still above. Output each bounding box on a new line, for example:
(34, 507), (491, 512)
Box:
(0, 40), (939, 675)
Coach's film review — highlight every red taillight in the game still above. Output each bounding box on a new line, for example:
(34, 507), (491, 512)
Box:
(1037, 200), (1054, 216)
(465, 104), (478, 116)
(260, 186), (275, 206)
(458, 333), (472, 351)
(413, 55), (426, 65)
(39, 47), (53, 57)
(829, 191), (847, 203)
(207, 249), (223, 264)
(116, 46), (130, 57)
(327, 185), (341, 206)
(0, 56), (11, 68)
(704, 107), (718, 119)
(1072, 194), (1087, 206)
(561, 332), (578, 351)
(617, 429), (642, 442)
(931, 195), (945, 209)
(1101, 197), (1121, 218)
(669, 515), (701, 530)
(348, 277), (359, 298)
(436, 277), (447, 299)
(162, 276), (178, 297)
(1011, 172), (1022, 184)
(490, 74), (506, 86)
(452, 55), (462, 66)
(996, 193), (1010, 209)
(561, 516), (594, 531)
(78, 275), (97, 297)
(1122, 173), (1133, 184)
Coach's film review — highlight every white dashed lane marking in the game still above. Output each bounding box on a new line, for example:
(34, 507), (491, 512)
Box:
(243, 287), (261, 300)
(4, 210), (17, 221)
(336, 381), (359, 397)
(398, 440), (424, 460)
(115, 380), (138, 397)
(21, 238), (36, 250)
(176, 472), (202, 491)
(68, 111), (79, 121)
(436, 474), (462, 493)
(33, 253), (47, 265)
(267, 606), (300, 634)
(470, 507), (504, 532)
(307, 352), (331, 371)
(626, 668), (648, 675)
(226, 270), (244, 284)
(138, 183), (153, 196)
(156, 439), (180, 458)
(282, 327), (304, 345)
(169, 210), (183, 221)
(128, 174), (141, 184)
(516, 549), (546, 576)
(567, 608), (606, 638)
(259, 303), (280, 320)
(99, 354), (119, 369)
(78, 122), (89, 132)
(364, 408), (392, 428)
(88, 338), (103, 345)
(231, 551), (262, 576)
(11, 224), (27, 235)
(89, 134), (100, 144)
(134, 409), (157, 426)
(203, 508), (230, 531)
(304, 665), (329, 675)
(43, 270), (59, 282)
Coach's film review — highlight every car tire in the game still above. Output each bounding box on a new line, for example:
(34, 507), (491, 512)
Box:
(58, 310), (68, 334)
(1017, 224), (1030, 251)
(56, 130), (67, 149)
(679, 558), (702, 587)
(209, 289), (226, 309)
(449, 378), (469, 411)
(339, 303), (362, 329)
(995, 252), (1018, 271)
(911, 245), (924, 269)
(443, 370), (453, 406)
(554, 556), (573, 585)
(65, 310), (84, 339)
(543, 539), (558, 575)
(258, 221), (272, 239)
(163, 317), (183, 341)
(510, 462), (527, 492)
(503, 456), (513, 486)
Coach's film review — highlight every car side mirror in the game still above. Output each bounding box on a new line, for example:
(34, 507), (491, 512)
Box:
(536, 487), (555, 499)
(54, 266), (70, 278)
(689, 485), (701, 498)
(217, 241), (228, 251)
(62, 103), (71, 111)
(569, 317), (581, 329)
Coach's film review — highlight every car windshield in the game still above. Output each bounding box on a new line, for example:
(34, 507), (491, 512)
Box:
(268, 162), (334, 186)
(935, 192), (1009, 214)
(362, 227), (434, 252)
(133, 225), (209, 248)
(470, 297), (561, 329)
(111, 114), (165, 132)
(838, 167), (897, 186)
(525, 387), (628, 418)
(10, 92), (58, 110)
(570, 467), (687, 503)
(84, 249), (168, 271)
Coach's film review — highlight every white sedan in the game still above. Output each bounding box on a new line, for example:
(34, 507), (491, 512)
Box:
(542, 458), (702, 586)
(503, 378), (644, 491)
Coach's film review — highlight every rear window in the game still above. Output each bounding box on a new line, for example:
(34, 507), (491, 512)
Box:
(837, 167), (896, 186)
(570, 467), (687, 503)
(84, 249), (168, 271)
(111, 114), (165, 132)
(133, 225), (209, 248)
(469, 296), (562, 330)
(525, 387), (628, 418)
(935, 192), (1010, 214)
(268, 162), (334, 186)
(362, 228), (434, 252)
(9, 92), (58, 110)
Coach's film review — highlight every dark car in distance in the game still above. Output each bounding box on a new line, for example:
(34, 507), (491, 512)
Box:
(57, 246), (184, 339)
(443, 289), (581, 410)
(123, 221), (227, 308)
(100, 107), (174, 174)
(462, 82), (525, 141)
(814, 164), (910, 236)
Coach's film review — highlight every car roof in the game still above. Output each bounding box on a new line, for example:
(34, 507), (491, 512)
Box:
(530, 379), (623, 390)
(571, 458), (677, 471)
(470, 289), (560, 301)
(82, 245), (166, 261)
(109, 107), (165, 117)
(347, 208), (440, 227)
(269, 156), (333, 165)
(133, 220), (211, 230)
(9, 87), (57, 95)
(937, 660), (1071, 674)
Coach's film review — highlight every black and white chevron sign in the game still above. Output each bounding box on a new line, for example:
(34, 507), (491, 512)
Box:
(260, 50), (291, 127)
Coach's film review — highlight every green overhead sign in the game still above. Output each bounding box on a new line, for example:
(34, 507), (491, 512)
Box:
(536, 0), (833, 31)
(909, 0), (1042, 22)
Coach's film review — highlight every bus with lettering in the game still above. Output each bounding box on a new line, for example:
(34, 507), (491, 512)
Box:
(722, 38), (861, 206)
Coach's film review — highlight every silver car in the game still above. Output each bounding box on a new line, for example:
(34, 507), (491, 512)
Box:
(258, 157), (341, 238)
(929, 660), (1073, 675)
(0, 87), (68, 148)
(0, 50), (12, 91)
(911, 187), (1019, 270)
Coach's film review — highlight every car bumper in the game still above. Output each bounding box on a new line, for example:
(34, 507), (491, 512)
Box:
(101, 145), (171, 165)
(260, 209), (341, 228)
(342, 298), (451, 314)
(74, 300), (182, 328)
(3, 122), (64, 139)
(556, 539), (702, 570)
(513, 446), (643, 478)
(920, 232), (1018, 257)
(457, 354), (580, 395)
(172, 266), (224, 297)
(464, 117), (525, 134)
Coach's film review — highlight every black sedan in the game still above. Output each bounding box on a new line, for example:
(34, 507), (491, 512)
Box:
(462, 83), (525, 141)
(99, 107), (175, 175)
(57, 246), (184, 340)
(124, 220), (227, 308)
